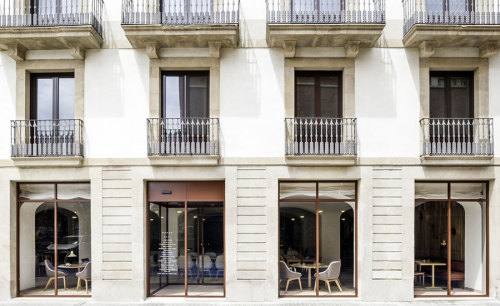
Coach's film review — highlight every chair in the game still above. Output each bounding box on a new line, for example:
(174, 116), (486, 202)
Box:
(178, 255), (194, 278)
(197, 255), (214, 278)
(414, 271), (425, 287)
(215, 255), (224, 278)
(314, 261), (342, 294)
(76, 262), (91, 293)
(43, 260), (67, 290)
(279, 261), (302, 293)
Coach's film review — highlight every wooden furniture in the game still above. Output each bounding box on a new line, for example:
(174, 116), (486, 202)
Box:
(290, 262), (328, 288)
(415, 260), (446, 289)
(57, 263), (86, 272)
(75, 262), (91, 293)
(414, 271), (425, 287)
(279, 261), (302, 293)
(313, 261), (342, 294)
(435, 261), (465, 287)
(44, 260), (67, 290)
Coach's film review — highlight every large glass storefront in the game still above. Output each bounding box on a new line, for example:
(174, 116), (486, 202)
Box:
(17, 183), (91, 296)
(147, 182), (225, 297)
(414, 182), (488, 297)
(279, 181), (356, 297)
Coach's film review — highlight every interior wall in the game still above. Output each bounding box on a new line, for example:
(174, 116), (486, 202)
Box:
(460, 201), (484, 292)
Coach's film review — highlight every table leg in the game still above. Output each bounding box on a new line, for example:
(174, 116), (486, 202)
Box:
(431, 265), (435, 288)
(308, 268), (311, 288)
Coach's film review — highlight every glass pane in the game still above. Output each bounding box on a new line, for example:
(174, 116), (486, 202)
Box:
(56, 202), (91, 296)
(163, 75), (183, 118)
(187, 202), (224, 296)
(451, 183), (486, 199)
(319, 76), (341, 117)
(318, 202), (355, 296)
(414, 201), (448, 296)
(415, 182), (448, 200)
(191, 0), (212, 13)
(37, 0), (57, 14)
(292, 0), (315, 11)
(280, 182), (316, 200)
(57, 183), (90, 200)
(35, 78), (54, 120)
(58, 78), (75, 120)
(295, 76), (315, 117)
(450, 76), (471, 118)
(430, 76), (446, 118)
(320, 0), (341, 11)
(187, 76), (209, 118)
(19, 201), (55, 295)
(19, 183), (55, 200)
(279, 201), (316, 296)
(149, 202), (185, 296)
(450, 201), (486, 296)
(318, 182), (355, 200)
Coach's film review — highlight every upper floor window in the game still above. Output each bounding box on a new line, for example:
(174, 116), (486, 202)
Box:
(295, 71), (342, 118)
(31, 73), (75, 120)
(430, 71), (473, 119)
(162, 71), (209, 118)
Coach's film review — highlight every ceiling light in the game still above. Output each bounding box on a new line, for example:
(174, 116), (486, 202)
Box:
(300, 216), (304, 219)
(291, 218), (295, 221)
(318, 210), (323, 213)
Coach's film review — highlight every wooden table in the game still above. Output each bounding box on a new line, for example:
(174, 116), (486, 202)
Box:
(290, 263), (328, 288)
(58, 263), (86, 272)
(415, 260), (446, 289)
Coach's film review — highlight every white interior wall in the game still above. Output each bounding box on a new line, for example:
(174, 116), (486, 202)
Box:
(460, 201), (485, 292)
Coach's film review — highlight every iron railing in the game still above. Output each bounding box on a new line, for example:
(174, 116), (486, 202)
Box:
(122, 0), (239, 25)
(147, 118), (219, 156)
(266, 0), (385, 24)
(0, 0), (103, 35)
(420, 118), (493, 156)
(285, 118), (357, 156)
(403, 0), (500, 35)
(11, 119), (84, 157)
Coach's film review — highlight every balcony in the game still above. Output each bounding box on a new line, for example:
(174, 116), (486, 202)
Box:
(121, 0), (239, 58)
(420, 118), (493, 158)
(0, 0), (103, 60)
(403, 0), (500, 57)
(147, 118), (220, 160)
(11, 119), (84, 166)
(285, 118), (357, 157)
(266, 0), (385, 58)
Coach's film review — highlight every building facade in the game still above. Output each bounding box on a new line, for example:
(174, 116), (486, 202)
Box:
(0, 0), (499, 304)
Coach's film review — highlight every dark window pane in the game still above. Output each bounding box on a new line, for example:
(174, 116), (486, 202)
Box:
(450, 77), (471, 118)
(162, 72), (209, 118)
(319, 76), (340, 117)
(296, 76), (315, 117)
(187, 76), (208, 118)
(430, 76), (445, 118)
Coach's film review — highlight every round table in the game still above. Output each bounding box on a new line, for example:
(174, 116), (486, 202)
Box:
(290, 263), (328, 288)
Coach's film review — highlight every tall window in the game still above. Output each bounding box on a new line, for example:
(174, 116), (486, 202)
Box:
(291, 0), (343, 22)
(425, 0), (474, 22)
(279, 182), (356, 297)
(31, 73), (75, 121)
(147, 182), (225, 297)
(295, 71), (342, 118)
(430, 71), (473, 119)
(17, 183), (91, 296)
(162, 71), (209, 118)
(414, 182), (488, 297)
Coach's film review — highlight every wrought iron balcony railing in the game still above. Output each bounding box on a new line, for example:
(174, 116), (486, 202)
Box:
(0, 0), (103, 35)
(420, 118), (493, 156)
(266, 0), (385, 24)
(403, 0), (500, 35)
(11, 119), (84, 158)
(122, 0), (239, 25)
(147, 118), (220, 156)
(285, 118), (357, 156)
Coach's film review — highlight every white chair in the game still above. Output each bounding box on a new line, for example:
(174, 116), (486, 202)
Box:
(279, 261), (302, 293)
(177, 255), (194, 278)
(314, 261), (342, 294)
(76, 262), (91, 293)
(43, 260), (67, 290)
(198, 255), (214, 277)
(215, 255), (224, 278)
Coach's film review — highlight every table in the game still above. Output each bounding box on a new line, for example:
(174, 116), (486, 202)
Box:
(415, 260), (446, 289)
(290, 263), (328, 288)
(58, 263), (86, 272)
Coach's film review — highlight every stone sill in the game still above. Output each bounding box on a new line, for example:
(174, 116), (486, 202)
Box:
(421, 155), (493, 166)
(267, 23), (385, 48)
(12, 156), (84, 168)
(403, 24), (500, 48)
(286, 155), (357, 166)
(148, 155), (220, 166)
(122, 24), (239, 49)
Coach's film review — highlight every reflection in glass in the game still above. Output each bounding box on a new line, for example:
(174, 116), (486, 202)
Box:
(415, 183), (448, 199)
(318, 182), (355, 200)
(57, 184), (91, 200)
(19, 184), (55, 200)
(451, 183), (486, 199)
(280, 182), (316, 200)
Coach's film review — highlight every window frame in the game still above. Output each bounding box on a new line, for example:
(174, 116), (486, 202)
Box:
(30, 72), (75, 121)
(429, 71), (474, 119)
(294, 71), (343, 118)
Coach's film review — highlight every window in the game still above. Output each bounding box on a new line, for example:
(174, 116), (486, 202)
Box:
(162, 71), (209, 119)
(17, 183), (91, 296)
(291, 0), (343, 22)
(414, 182), (488, 297)
(279, 181), (356, 297)
(425, 0), (474, 23)
(430, 71), (473, 119)
(147, 182), (225, 297)
(295, 71), (342, 118)
(31, 73), (75, 121)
